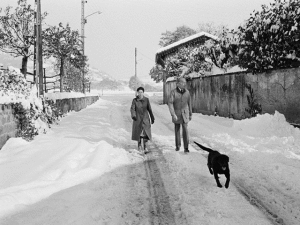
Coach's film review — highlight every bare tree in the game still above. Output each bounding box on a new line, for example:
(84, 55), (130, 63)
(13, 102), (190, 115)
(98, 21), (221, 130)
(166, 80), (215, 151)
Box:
(159, 25), (196, 47)
(197, 21), (228, 38)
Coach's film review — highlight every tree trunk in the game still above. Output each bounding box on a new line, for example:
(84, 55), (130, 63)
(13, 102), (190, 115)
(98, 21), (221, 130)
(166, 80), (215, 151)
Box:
(21, 55), (28, 79)
(60, 58), (64, 92)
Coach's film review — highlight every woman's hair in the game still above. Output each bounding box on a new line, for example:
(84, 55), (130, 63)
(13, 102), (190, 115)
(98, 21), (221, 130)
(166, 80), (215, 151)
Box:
(137, 86), (144, 92)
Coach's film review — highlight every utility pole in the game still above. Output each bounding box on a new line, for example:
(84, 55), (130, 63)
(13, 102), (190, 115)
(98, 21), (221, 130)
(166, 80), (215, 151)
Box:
(135, 47), (137, 91)
(81, 0), (86, 94)
(35, 0), (43, 96)
(33, 9), (36, 84)
(81, 1), (100, 94)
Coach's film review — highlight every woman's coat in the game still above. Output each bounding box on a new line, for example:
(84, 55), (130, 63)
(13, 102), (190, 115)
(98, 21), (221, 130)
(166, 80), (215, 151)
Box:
(130, 96), (155, 141)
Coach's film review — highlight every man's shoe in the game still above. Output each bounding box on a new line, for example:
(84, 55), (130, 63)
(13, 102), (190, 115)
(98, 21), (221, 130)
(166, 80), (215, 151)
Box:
(175, 147), (180, 151)
(144, 147), (149, 154)
(184, 149), (189, 153)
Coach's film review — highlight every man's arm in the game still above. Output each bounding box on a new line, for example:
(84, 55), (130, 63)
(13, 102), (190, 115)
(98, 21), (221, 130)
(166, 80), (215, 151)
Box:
(168, 90), (177, 121)
(147, 98), (155, 124)
(188, 92), (192, 120)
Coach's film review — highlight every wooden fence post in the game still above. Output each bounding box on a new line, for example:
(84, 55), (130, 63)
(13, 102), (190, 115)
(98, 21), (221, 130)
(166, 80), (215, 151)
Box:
(43, 68), (47, 93)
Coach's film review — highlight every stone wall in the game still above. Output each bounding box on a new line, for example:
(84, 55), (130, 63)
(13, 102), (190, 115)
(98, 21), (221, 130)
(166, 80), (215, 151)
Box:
(0, 95), (100, 150)
(165, 67), (300, 124)
(55, 96), (99, 114)
(0, 104), (17, 149)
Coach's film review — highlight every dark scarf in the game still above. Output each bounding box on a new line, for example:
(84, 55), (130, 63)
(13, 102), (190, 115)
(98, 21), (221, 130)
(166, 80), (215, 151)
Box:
(176, 87), (186, 94)
(136, 96), (144, 101)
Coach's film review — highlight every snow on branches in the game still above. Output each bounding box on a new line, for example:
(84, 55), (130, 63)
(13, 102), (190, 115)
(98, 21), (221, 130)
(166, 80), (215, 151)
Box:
(0, 67), (31, 105)
(161, 44), (214, 80)
(0, 67), (61, 141)
(151, 0), (300, 82)
(236, 0), (300, 71)
(204, 28), (239, 71)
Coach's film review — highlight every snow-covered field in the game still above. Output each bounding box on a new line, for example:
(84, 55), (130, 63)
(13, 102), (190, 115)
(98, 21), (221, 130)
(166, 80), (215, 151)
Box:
(0, 93), (299, 224)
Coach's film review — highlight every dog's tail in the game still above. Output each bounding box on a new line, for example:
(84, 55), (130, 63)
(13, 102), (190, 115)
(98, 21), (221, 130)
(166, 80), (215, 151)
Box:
(194, 141), (214, 153)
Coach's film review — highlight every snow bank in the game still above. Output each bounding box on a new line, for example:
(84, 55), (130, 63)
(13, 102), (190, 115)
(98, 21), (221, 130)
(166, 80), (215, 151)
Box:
(198, 111), (300, 159)
(233, 111), (300, 138)
(0, 139), (130, 218)
(44, 92), (99, 101)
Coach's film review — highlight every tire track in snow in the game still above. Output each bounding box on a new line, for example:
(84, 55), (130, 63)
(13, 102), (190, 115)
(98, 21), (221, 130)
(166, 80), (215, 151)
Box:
(124, 113), (178, 224)
(152, 97), (283, 224)
(117, 96), (179, 224)
(234, 182), (286, 225)
(143, 142), (177, 225)
(190, 142), (286, 225)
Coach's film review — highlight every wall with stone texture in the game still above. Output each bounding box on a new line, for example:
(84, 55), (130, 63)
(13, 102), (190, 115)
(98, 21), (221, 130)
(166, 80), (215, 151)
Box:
(165, 67), (300, 124)
(55, 96), (99, 114)
(0, 95), (100, 150)
(0, 104), (17, 149)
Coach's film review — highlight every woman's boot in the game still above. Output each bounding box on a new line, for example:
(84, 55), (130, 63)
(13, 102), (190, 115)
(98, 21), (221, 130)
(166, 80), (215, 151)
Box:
(144, 139), (149, 153)
(138, 139), (142, 151)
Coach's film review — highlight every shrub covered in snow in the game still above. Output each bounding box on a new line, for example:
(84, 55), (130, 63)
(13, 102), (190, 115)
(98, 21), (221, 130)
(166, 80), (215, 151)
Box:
(165, 45), (214, 78)
(0, 67), (31, 104)
(151, 0), (300, 81)
(1, 67), (62, 140)
(236, 0), (300, 71)
(245, 84), (262, 117)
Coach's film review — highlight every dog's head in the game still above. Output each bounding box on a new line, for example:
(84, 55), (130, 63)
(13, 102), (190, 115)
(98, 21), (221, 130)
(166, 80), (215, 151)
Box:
(217, 155), (229, 171)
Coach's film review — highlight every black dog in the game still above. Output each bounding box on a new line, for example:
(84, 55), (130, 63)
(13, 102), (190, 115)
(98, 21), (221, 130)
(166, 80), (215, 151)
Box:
(194, 141), (230, 188)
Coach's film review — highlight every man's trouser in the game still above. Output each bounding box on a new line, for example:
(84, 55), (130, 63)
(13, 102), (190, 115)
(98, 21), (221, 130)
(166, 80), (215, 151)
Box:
(174, 123), (189, 150)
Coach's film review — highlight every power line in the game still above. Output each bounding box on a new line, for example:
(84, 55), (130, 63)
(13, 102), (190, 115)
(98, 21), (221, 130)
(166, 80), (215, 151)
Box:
(137, 50), (154, 63)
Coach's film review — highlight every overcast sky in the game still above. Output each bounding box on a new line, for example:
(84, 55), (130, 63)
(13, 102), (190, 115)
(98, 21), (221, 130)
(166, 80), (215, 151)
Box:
(1, 0), (274, 82)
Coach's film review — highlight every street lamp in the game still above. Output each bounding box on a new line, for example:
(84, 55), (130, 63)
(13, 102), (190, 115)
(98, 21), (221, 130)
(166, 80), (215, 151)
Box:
(84, 11), (101, 23)
(81, 1), (101, 93)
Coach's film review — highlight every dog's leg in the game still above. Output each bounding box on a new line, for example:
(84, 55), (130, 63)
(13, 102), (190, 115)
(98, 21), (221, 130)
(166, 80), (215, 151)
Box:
(225, 171), (230, 189)
(207, 164), (213, 175)
(214, 173), (222, 188)
(138, 139), (142, 151)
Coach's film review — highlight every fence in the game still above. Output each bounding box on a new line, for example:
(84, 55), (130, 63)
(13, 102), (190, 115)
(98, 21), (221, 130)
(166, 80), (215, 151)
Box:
(25, 69), (59, 92)
(25, 70), (91, 93)
(165, 67), (300, 125)
(1, 66), (91, 93)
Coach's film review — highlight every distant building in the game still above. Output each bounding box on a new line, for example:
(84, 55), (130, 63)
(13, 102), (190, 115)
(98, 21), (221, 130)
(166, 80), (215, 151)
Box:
(155, 31), (218, 68)
(155, 31), (218, 103)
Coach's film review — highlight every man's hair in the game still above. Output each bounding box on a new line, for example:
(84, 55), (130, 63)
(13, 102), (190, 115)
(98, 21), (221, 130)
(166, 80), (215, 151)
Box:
(137, 86), (144, 92)
(177, 77), (186, 83)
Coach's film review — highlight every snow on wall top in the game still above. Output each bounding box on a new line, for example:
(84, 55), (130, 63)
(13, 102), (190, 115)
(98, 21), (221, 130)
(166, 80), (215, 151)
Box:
(155, 31), (218, 55)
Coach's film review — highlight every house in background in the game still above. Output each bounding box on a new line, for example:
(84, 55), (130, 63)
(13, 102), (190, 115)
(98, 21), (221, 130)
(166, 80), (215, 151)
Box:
(155, 31), (219, 67)
(155, 31), (219, 103)
(155, 32), (300, 125)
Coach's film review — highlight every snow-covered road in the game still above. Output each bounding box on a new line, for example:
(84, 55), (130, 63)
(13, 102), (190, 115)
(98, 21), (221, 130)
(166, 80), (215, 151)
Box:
(0, 93), (299, 224)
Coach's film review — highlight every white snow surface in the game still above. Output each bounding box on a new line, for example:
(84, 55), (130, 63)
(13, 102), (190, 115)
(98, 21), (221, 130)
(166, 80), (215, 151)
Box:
(0, 93), (299, 224)
(0, 88), (99, 104)
(44, 91), (99, 101)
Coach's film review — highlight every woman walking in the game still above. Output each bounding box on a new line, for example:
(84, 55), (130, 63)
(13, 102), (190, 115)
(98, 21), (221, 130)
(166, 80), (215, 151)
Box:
(130, 87), (155, 153)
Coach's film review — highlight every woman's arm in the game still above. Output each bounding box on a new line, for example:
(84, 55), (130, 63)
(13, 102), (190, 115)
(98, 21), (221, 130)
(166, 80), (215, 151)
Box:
(130, 99), (137, 120)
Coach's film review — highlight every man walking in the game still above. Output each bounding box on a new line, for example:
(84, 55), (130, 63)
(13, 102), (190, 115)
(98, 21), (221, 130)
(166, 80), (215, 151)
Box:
(168, 77), (192, 153)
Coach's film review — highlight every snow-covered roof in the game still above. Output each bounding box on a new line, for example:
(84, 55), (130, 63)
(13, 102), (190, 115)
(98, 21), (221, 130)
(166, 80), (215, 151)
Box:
(156, 31), (218, 56)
